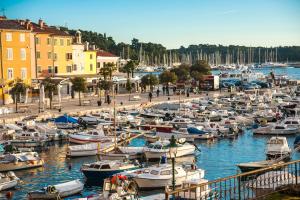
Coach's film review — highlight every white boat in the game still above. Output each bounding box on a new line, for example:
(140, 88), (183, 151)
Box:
(28, 179), (84, 199)
(0, 171), (19, 191)
(266, 137), (291, 160)
(99, 146), (145, 160)
(144, 140), (195, 160)
(66, 142), (114, 157)
(281, 117), (300, 129)
(170, 118), (193, 128)
(253, 124), (299, 135)
(69, 127), (114, 144)
(122, 164), (205, 189)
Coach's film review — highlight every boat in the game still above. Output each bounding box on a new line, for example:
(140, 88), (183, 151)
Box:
(0, 171), (19, 191)
(69, 129), (114, 144)
(66, 142), (114, 157)
(253, 124), (299, 135)
(170, 118), (193, 128)
(98, 174), (139, 200)
(28, 179), (84, 199)
(143, 140), (195, 160)
(281, 117), (300, 129)
(0, 152), (44, 172)
(236, 160), (285, 173)
(81, 160), (140, 183)
(122, 163), (205, 189)
(99, 146), (145, 160)
(266, 137), (291, 161)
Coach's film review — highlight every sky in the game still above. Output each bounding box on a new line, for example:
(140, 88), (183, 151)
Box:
(1, 0), (300, 49)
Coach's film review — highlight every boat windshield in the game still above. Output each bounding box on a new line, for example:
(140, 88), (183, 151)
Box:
(90, 164), (101, 169)
(268, 140), (284, 145)
(274, 126), (285, 129)
(150, 170), (159, 175)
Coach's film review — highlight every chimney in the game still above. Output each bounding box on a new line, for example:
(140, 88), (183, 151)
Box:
(84, 41), (89, 51)
(75, 30), (82, 44)
(38, 19), (44, 28)
(25, 19), (31, 30)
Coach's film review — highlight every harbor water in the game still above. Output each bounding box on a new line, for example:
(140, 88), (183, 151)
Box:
(1, 130), (300, 199)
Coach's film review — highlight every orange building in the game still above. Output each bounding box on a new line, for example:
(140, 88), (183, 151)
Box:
(0, 16), (34, 104)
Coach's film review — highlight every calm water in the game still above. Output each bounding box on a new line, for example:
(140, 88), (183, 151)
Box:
(1, 131), (300, 199)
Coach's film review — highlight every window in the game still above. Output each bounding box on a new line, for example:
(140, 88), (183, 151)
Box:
(73, 64), (77, 71)
(53, 39), (57, 45)
(20, 33), (25, 42)
(37, 66), (42, 73)
(160, 170), (171, 175)
(48, 66), (53, 73)
(54, 53), (57, 60)
(36, 51), (41, 59)
(21, 68), (27, 80)
(6, 33), (12, 41)
(35, 37), (40, 44)
(150, 170), (159, 175)
(48, 52), (52, 59)
(66, 66), (72, 72)
(7, 48), (13, 60)
(47, 38), (51, 45)
(90, 64), (93, 71)
(20, 48), (26, 60)
(66, 53), (72, 60)
(90, 54), (93, 59)
(7, 68), (13, 80)
(54, 66), (58, 74)
(67, 39), (70, 46)
(60, 39), (64, 46)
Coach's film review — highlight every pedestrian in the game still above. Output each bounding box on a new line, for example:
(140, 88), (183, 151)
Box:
(156, 89), (160, 97)
(186, 90), (189, 97)
(107, 94), (111, 104)
(149, 92), (153, 102)
(173, 87), (176, 95)
(162, 86), (165, 95)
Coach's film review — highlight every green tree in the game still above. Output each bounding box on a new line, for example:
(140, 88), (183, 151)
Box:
(141, 74), (159, 92)
(71, 77), (87, 106)
(9, 79), (28, 113)
(97, 79), (112, 103)
(42, 77), (58, 110)
(104, 62), (117, 80)
(126, 79), (133, 100)
(159, 71), (177, 85)
(121, 60), (136, 78)
(170, 64), (191, 82)
(190, 60), (211, 87)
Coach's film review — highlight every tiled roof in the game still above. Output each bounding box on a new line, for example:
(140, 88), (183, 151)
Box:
(0, 20), (27, 30)
(31, 22), (71, 36)
(97, 50), (118, 57)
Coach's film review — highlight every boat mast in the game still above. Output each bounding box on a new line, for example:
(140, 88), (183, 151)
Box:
(113, 84), (117, 149)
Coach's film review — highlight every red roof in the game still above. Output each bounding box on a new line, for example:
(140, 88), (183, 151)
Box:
(97, 50), (118, 57)
(31, 22), (71, 36)
(0, 20), (27, 30)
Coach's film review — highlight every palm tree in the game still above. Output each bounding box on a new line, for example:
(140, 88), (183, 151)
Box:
(122, 60), (136, 78)
(71, 77), (87, 106)
(126, 78), (133, 100)
(42, 77), (57, 109)
(8, 79), (28, 113)
(104, 62), (117, 80)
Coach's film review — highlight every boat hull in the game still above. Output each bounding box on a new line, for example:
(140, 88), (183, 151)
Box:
(0, 160), (44, 172)
(0, 179), (18, 191)
(144, 145), (195, 160)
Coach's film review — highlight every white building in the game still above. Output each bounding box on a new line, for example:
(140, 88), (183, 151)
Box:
(71, 31), (85, 75)
(96, 50), (120, 73)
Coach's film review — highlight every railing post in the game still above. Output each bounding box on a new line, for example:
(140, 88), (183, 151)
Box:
(295, 162), (298, 185)
(238, 176), (241, 200)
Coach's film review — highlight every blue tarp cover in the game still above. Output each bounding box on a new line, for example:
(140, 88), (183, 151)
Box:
(54, 114), (78, 124)
(187, 127), (206, 135)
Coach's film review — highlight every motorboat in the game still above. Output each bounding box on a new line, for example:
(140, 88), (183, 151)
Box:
(0, 152), (44, 172)
(143, 140), (195, 160)
(81, 160), (140, 183)
(10, 127), (47, 148)
(170, 118), (193, 128)
(99, 146), (145, 160)
(122, 163), (205, 189)
(28, 179), (84, 199)
(66, 142), (114, 157)
(236, 160), (285, 173)
(265, 137), (291, 160)
(69, 126), (114, 144)
(253, 124), (299, 135)
(281, 117), (300, 129)
(0, 171), (19, 191)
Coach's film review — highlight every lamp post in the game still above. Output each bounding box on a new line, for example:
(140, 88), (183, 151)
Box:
(169, 135), (177, 192)
(147, 75), (150, 92)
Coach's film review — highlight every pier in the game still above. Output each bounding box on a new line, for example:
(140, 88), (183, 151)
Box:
(165, 159), (300, 200)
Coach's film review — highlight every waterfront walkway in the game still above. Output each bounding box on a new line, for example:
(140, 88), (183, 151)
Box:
(0, 90), (223, 123)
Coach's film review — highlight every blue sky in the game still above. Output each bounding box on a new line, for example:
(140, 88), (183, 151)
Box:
(1, 0), (300, 49)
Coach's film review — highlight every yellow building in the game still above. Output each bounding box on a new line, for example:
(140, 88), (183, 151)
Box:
(84, 50), (97, 75)
(0, 17), (33, 104)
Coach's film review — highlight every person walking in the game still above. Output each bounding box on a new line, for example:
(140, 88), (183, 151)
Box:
(149, 92), (153, 102)
(162, 86), (165, 95)
(156, 89), (160, 97)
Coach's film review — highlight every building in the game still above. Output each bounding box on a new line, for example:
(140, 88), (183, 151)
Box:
(84, 42), (97, 75)
(96, 50), (119, 74)
(0, 17), (34, 104)
(70, 31), (85, 75)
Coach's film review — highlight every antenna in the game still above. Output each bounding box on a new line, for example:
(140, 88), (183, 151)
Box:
(1, 8), (6, 16)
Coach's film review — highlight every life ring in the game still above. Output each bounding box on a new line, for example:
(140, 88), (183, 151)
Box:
(47, 185), (56, 194)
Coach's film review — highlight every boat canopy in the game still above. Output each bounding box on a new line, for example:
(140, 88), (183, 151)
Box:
(54, 114), (78, 124)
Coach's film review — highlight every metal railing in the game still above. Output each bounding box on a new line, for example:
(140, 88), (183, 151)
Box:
(165, 159), (300, 200)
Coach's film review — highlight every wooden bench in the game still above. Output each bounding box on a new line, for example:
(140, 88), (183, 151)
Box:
(82, 100), (92, 106)
(131, 95), (141, 101)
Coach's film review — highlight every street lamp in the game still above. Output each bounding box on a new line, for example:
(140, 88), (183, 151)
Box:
(169, 135), (178, 191)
